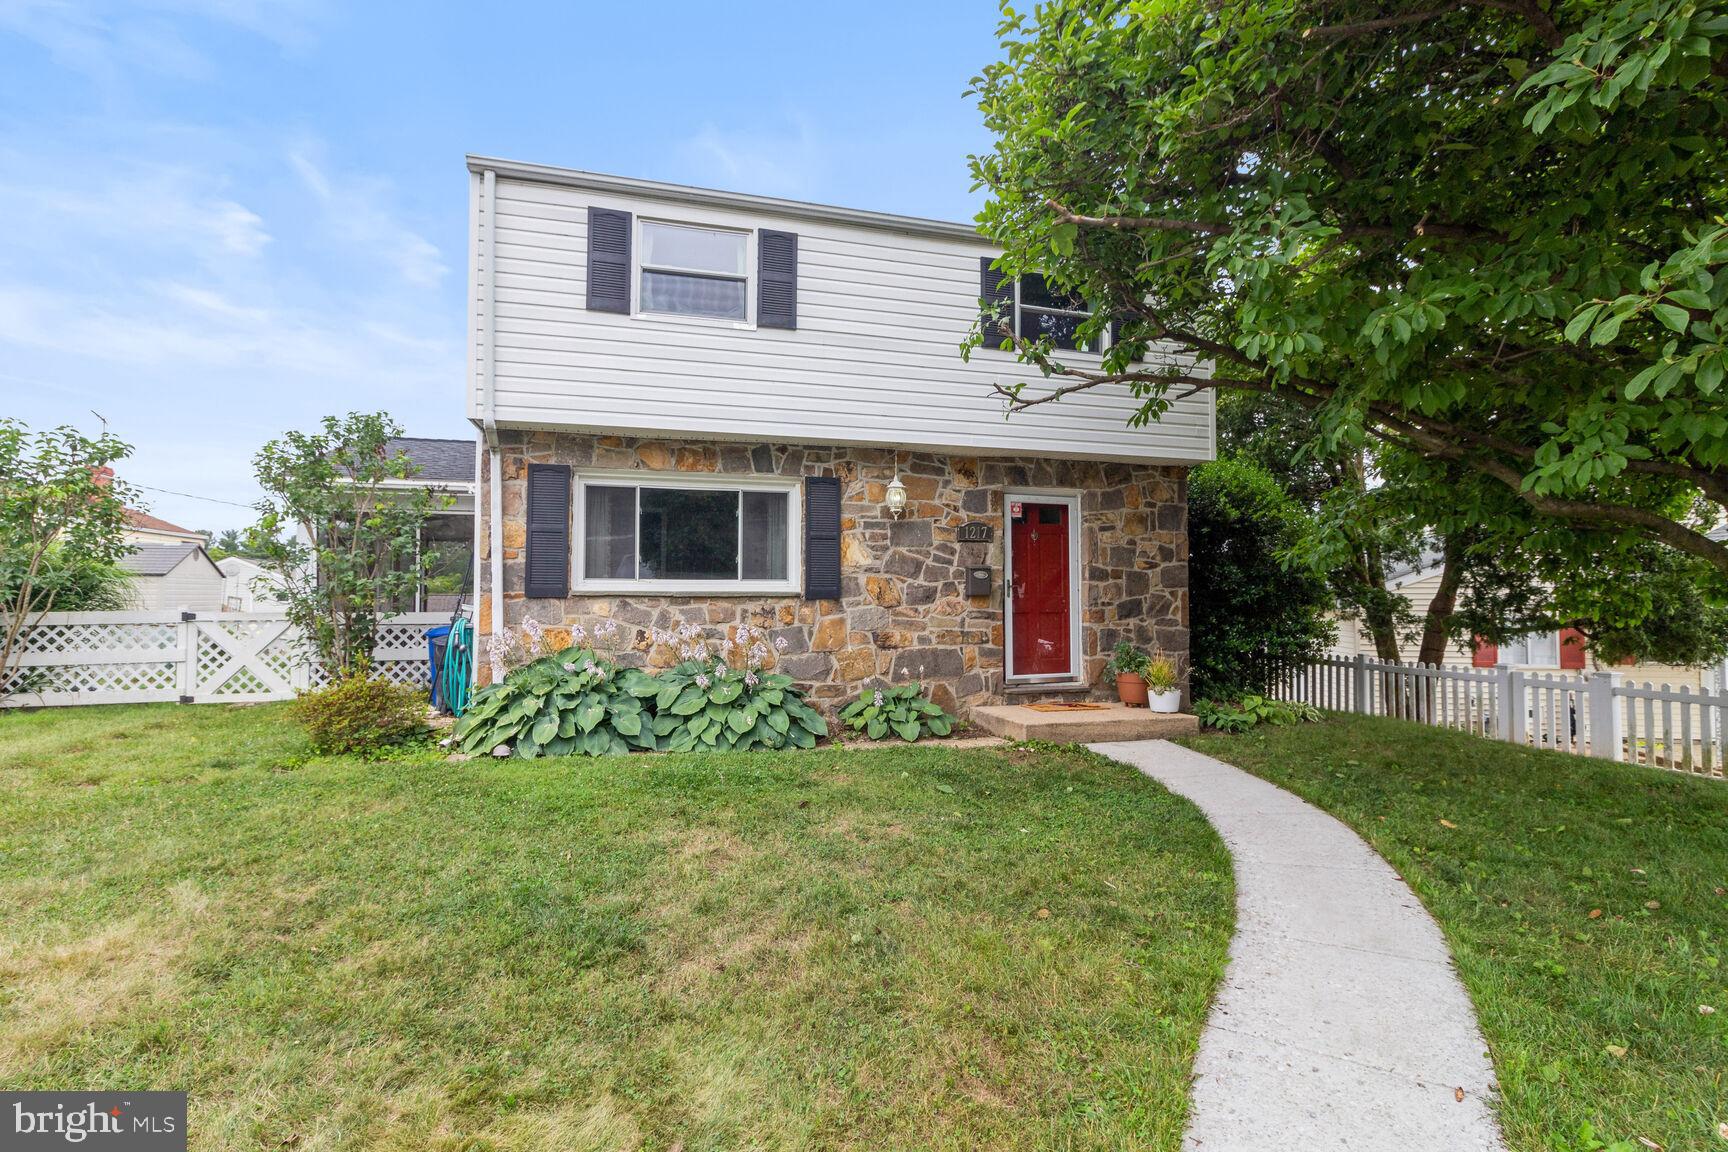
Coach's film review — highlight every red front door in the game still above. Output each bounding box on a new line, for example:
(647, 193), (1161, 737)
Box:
(1010, 500), (1072, 678)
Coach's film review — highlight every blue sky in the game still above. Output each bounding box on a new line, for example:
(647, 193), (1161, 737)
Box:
(0, 1), (1000, 532)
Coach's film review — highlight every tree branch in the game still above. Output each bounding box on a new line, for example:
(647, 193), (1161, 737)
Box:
(1302, 9), (1461, 40)
(1046, 198), (1503, 244)
(992, 351), (1728, 576)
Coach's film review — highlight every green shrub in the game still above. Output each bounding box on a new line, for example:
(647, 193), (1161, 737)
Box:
(453, 646), (657, 758)
(644, 621), (828, 752)
(838, 682), (956, 742)
(1189, 458), (1334, 699)
(293, 671), (429, 755)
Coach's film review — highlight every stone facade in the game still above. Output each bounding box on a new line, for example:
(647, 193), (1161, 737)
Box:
(478, 430), (1188, 716)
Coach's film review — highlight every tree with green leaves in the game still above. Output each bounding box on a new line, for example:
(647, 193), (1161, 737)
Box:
(247, 413), (445, 679)
(967, 0), (1728, 644)
(1, 420), (136, 694)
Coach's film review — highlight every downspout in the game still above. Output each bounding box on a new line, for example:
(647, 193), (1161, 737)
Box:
(480, 167), (505, 676)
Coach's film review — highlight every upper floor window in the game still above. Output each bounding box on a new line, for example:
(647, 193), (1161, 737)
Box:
(639, 221), (748, 321)
(981, 261), (1105, 354)
(1016, 274), (1099, 352)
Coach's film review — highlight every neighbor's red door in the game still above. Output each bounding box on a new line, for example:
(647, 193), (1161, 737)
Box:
(1010, 501), (1072, 677)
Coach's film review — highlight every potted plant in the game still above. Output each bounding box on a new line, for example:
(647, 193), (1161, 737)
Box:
(1106, 641), (1150, 707)
(1144, 651), (1182, 713)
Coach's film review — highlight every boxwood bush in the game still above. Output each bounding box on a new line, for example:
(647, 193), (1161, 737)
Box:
(293, 670), (429, 756)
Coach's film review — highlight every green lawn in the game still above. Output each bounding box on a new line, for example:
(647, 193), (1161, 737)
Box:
(1182, 716), (1728, 1152)
(0, 704), (1232, 1151)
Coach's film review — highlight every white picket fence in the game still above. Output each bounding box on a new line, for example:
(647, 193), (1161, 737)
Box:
(1271, 655), (1727, 778)
(1, 610), (449, 708)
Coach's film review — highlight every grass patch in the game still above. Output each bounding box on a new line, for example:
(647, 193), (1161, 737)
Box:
(1181, 715), (1727, 1152)
(0, 703), (1232, 1151)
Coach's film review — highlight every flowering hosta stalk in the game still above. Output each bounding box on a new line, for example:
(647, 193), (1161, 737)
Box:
(453, 639), (656, 758)
(838, 681), (956, 742)
(646, 621), (827, 752)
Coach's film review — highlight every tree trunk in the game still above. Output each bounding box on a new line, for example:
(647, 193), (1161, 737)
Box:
(1358, 540), (1405, 661)
(1335, 452), (1404, 661)
(1416, 535), (1469, 667)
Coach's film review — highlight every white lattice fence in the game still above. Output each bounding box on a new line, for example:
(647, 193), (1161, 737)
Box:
(2, 611), (449, 708)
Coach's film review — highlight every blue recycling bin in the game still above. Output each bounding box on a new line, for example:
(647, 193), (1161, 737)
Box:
(426, 624), (453, 708)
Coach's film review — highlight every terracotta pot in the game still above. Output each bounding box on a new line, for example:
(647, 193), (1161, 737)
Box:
(1115, 672), (1148, 707)
(1147, 687), (1182, 713)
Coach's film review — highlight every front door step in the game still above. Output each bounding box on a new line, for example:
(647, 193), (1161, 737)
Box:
(970, 702), (1198, 743)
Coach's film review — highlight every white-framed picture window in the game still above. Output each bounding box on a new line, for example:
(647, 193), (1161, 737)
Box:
(1016, 274), (1103, 353)
(573, 472), (798, 594)
(637, 220), (749, 322)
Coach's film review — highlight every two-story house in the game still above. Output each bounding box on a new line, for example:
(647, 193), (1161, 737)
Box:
(465, 156), (1215, 716)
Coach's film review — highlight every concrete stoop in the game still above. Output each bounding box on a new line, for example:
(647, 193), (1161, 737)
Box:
(969, 702), (1199, 743)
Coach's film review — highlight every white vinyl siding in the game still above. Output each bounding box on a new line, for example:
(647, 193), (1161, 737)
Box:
(128, 554), (225, 612)
(469, 173), (1215, 465)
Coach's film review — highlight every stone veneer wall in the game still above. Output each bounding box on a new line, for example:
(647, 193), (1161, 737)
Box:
(478, 430), (1188, 716)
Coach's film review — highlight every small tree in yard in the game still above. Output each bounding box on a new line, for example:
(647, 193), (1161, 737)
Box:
(1189, 459), (1335, 699)
(0, 420), (136, 694)
(247, 413), (443, 679)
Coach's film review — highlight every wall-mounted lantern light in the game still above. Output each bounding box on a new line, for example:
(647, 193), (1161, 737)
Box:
(884, 476), (908, 519)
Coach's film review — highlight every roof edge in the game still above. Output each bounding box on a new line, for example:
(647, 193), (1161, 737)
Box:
(466, 155), (990, 245)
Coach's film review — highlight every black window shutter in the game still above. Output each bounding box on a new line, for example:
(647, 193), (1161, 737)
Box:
(758, 229), (798, 329)
(586, 207), (631, 313)
(803, 476), (841, 601)
(524, 464), (571, 598)
(980, 257), (1014, 346)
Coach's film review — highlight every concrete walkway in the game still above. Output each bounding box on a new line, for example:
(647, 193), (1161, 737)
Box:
(1090, 739), (1507, 1151)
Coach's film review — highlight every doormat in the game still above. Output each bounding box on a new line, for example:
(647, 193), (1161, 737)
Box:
(1025, 702), (1108, 712)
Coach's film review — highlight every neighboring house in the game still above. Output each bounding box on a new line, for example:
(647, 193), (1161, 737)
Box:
(216, 556), (286, 611)
(305, 436), (477, 614)
(122, 508), (207, 548)
(378, 437), (476, 613)
(465, 156), (1214, 714)
(1327, 555), (1725, 692)
(118, 544), (225, 611)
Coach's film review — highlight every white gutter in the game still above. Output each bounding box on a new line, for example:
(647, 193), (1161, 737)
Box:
(479, 166), (505, 668)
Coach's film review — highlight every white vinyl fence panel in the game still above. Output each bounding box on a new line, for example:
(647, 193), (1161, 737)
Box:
(2, 611), (449, 708)
(1271, 655), (1726, 780)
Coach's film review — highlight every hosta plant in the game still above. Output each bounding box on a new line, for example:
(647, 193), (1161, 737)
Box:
(1193, 695), (1320, 734)
(453, 641), (657, 758)
(838, 681), (956, 742)
(646, 621), (828, 752)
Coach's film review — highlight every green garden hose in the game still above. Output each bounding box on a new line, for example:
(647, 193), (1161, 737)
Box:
(440, 616), (473, 717)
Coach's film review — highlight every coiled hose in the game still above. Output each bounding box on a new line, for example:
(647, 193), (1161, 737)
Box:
(439, 615), (473, 717)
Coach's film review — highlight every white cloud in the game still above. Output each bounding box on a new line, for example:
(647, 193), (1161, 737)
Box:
(0, 161), (271, 263)
(676, 116), (827, 199)
(0, 0), (322, 87)
(288, 143), (447, 288)
(0, 1), (452, 533)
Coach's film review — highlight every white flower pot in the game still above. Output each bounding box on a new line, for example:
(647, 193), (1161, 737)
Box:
(1147, 688), (1182, 713)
